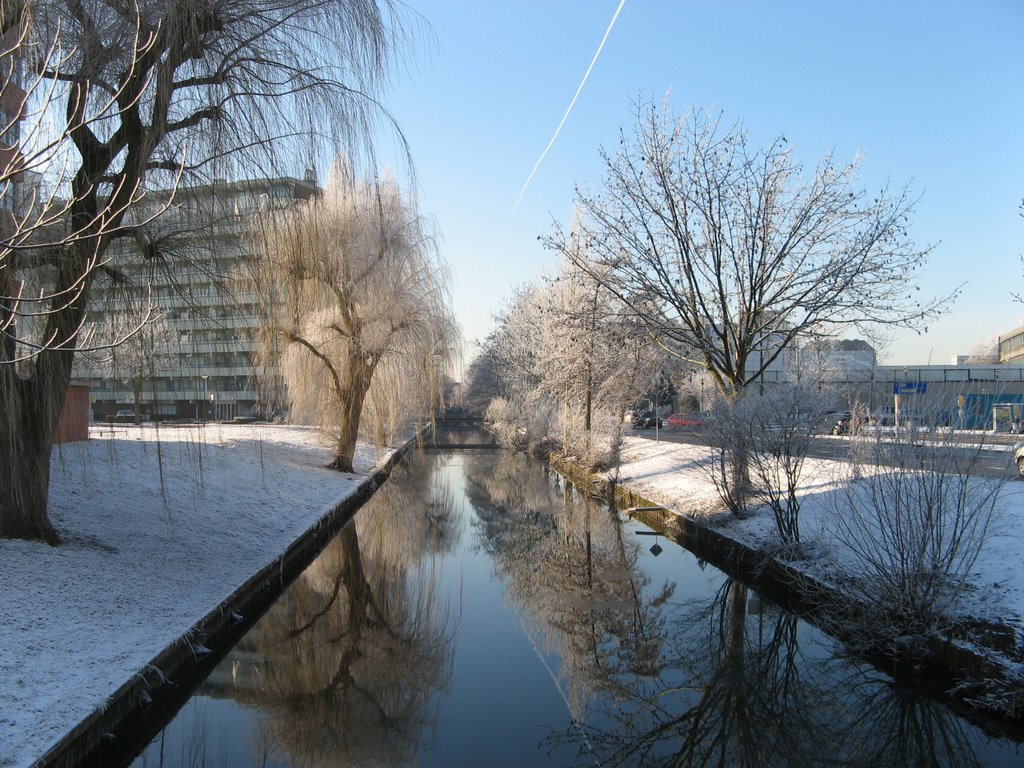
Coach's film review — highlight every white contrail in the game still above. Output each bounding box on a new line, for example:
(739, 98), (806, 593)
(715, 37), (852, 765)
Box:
(513, 0), (627, 212)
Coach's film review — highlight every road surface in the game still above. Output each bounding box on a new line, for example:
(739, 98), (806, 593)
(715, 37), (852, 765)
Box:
(634, 427), (1019, 479)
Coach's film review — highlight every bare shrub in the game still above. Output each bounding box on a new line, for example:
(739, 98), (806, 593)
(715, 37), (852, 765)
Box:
(484, 393), (558, 453)
(701, 385), (834, 539)
(483, 397), (523, 450)
(559, 407), (624, 470)
(701, 393), (757, 517)
(825, 424), (1007, 636)
(743, 385), (835, 543)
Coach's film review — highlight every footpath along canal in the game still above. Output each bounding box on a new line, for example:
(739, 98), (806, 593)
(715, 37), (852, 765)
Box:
(100, 436), (1024, 766)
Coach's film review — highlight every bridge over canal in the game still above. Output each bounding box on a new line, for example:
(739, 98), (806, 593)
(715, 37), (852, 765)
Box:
(427, 415), (500, 449)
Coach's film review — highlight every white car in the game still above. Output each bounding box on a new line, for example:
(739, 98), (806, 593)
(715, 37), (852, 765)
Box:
(1014, 441), (1024, 478)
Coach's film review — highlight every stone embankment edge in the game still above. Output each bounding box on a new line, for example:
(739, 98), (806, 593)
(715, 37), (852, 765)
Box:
(36, 434), (425, 768)
(547, 453), (1024, 737)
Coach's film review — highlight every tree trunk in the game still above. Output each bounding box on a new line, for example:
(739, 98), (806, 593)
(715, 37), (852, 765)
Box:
(329, 349), (376, 473)
(0, 347), (76, 545)
(0, 241), (93, 543)
(133, 376), (143, 423)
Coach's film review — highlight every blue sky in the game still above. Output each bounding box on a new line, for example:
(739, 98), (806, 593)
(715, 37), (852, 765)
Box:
(376, 0), (1023, 366)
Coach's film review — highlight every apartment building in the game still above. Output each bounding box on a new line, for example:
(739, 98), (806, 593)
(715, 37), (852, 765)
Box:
(74, 175), (318, 421)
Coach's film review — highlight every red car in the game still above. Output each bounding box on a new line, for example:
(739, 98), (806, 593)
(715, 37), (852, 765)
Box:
(667, 413), (703, 429)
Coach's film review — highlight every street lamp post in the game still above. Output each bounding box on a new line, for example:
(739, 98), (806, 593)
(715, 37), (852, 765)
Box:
(200, 375), (209, 423)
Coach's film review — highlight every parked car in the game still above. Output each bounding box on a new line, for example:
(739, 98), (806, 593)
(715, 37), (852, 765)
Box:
(667, 413), (703, 430)
(631, 410), (662, 429)
(1013, 441), (1024, 478)
(110, 409), (150, 423)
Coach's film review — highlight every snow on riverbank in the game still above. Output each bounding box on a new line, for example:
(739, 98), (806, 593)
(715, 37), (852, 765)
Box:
(612, 435), (1024, 637)
(0, 424), (391, 768)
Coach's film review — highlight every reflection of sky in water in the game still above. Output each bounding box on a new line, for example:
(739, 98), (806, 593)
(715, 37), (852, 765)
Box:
(132, 450), (1024, 768)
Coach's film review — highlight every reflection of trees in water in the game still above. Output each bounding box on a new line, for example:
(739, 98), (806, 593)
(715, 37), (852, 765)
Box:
(658, 582), (837, 767)
(463, 451), (674, 720)
(137, 699), (254, 768)
(216, 455), (458, 768)
(550, 577), (986, 768)
(461, 454), (987, 767)
(837, 682), (986, 768)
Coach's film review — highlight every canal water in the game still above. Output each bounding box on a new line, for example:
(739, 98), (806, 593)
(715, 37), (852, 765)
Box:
(130, 448), (1023, 767)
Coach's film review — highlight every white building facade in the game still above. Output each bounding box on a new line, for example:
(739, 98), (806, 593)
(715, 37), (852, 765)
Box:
(74, 176), (317, 421)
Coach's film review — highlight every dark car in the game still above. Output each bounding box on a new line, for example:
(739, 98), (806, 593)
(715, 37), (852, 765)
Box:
(631, 410), (662, 429)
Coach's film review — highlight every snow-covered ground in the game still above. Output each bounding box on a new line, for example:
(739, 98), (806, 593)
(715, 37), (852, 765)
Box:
(1, 426), (1022, 768)
(611, 434), (1024, 636)
(0, 424), (393, 768)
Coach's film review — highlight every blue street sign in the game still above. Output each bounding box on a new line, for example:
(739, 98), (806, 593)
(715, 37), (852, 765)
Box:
(893, 382), (927, 394)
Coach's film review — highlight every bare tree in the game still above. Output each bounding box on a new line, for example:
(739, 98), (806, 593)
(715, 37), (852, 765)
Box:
(0, 0), (412, 542)
(77, 311), (178, 422)
(1, 0), (159, 371)
(963, 336), (999, 365)
(737, 385), (834, 542)
(251, 164), (457, 472)
(544, 99), (953, 398)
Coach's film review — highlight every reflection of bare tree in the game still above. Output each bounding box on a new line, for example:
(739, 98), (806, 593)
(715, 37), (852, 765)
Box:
(549, 574), (988, 768)
(136, 700), (269, 768)
(463, 452), (674, 721)
(838, 682), (986, 768)
(543, 579), (806, 765)
(216, 455), (458, 767)
(663, 582), (830, 768)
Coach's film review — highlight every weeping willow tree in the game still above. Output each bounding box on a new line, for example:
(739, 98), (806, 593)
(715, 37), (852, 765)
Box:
(1, 0), (414, 543)
(252, 164), (458, 472)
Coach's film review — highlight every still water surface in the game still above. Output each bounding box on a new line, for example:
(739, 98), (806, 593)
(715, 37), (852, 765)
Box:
(131, 449), (1023, 767)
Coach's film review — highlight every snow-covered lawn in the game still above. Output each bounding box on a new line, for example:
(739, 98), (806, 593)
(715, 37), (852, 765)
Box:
(0, 423), (392, 768)
(612, 435), (1024, 634)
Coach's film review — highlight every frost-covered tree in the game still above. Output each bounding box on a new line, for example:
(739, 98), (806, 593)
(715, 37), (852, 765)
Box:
(545, 99), (953, 399)
(1, 0), (412, 542)
(482, 283), (553, 451)
(963, 337), (999, 365)
(481, 267), (664, 465)
(252, 165), (457, 472)
(535, 256), (665, 467)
